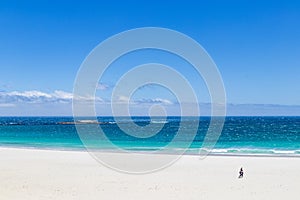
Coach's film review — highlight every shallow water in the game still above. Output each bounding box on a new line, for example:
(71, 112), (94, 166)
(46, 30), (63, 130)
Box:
(0, 116), (299, 156)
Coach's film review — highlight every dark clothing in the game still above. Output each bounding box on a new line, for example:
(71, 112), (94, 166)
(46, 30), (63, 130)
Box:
(239, 168), (244, 178)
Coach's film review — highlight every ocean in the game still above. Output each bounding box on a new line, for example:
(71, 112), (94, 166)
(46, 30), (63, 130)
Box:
(0, 116), (299, 156)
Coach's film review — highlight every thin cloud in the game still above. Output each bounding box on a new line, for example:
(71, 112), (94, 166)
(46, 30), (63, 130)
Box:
(138, 83), (160, 90)
(111, 96), (174, 105)
(0, 90), (104, 104)
(0, 90), (71, 103)
(118, 95), (129, 102)
(134, 98), (174, 105)
(0, 103), (15, 107)
(96, 83), (110, 90)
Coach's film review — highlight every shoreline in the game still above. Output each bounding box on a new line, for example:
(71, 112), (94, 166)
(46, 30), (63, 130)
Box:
(1, 146), (300, 158)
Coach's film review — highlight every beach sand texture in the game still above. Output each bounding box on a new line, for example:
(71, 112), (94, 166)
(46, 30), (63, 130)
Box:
(0, 148), (299, 200)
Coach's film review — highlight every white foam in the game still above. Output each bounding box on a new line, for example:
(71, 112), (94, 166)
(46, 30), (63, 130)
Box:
(273, 150), (296, 154)
(151, 121), (168, 124)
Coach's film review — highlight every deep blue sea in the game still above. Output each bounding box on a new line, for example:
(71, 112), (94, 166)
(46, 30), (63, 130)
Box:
(0, 116), (299, 156)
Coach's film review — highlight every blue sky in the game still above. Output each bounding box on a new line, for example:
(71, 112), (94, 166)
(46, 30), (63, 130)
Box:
(0, 0), (300, 116)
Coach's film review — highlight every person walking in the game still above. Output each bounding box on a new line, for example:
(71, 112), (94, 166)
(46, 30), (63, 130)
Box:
(239, 167), (244, 178)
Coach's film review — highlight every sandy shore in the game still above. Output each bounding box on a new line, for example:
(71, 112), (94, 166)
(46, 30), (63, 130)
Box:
(0, 147), (299, 200)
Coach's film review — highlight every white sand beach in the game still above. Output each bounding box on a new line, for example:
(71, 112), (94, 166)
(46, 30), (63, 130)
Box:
(0, 147), (299, 200)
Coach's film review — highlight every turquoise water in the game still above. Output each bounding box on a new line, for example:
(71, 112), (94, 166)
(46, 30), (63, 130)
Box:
(0, 116), (299, 156)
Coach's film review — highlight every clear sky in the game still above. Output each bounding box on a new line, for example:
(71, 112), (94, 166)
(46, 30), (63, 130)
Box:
(0, 0), (300, 116)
